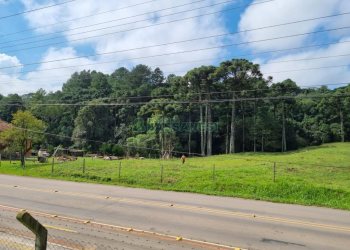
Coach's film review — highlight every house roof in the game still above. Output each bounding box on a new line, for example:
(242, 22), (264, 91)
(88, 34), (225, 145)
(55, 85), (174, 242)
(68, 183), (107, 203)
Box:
(0, 119), (12, 132)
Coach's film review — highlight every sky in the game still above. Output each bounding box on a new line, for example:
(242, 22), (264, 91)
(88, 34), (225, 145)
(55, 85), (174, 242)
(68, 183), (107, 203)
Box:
(0, 0), (350, 95)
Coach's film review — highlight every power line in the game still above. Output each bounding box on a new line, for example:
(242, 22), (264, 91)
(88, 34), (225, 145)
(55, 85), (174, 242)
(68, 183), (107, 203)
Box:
(2, 62), (350, 86)
(0, 0), (160, 37)
(10, 125), (202, 156)
(69, 82), (350, 103)
(1, 0), (272, 53)
(1, 65), (348, 98)
(8, 106), (349, 162)
(105, 81), (350, 96)
(161, 63), (350, 77)
(265, 64), (350, 74)
(3, 93), (350, 107)
(2, 25), (350, 71)
(116, 63), (350, 79)
(260, 53), (350, 65)
(0, 0), (78, 20)
(2, 80), (346, 105)
(4, 4), (349, 50)
(2, 49), (350, 79)
(0, 0), (208, 46)
(5, 5), (350, 57)
(2, 51), (350, 88)
(1, 10), (349, 74)
(1, 58), (350, 88)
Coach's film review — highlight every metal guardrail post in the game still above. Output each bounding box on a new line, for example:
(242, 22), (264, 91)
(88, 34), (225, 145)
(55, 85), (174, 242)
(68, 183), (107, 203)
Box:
(16, 211), (47, 250)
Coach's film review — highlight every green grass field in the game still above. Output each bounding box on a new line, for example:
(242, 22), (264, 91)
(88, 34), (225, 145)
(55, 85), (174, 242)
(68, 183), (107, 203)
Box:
(1, 143), (349, 210)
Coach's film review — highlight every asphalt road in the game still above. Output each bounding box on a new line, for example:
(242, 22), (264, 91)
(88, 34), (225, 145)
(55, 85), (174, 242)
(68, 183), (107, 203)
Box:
(0, 175), (349, 250)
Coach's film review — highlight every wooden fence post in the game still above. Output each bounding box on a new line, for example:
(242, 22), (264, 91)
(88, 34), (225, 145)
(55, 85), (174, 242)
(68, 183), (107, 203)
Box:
(160, 164), (164, 183)
(273, 162), (276, 182)
(51, 158), (54, 174)
(118, 162), (121, 181)
(212, 165), (216, 181)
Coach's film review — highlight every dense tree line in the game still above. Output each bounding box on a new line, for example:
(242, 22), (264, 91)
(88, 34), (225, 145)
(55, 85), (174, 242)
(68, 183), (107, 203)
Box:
(0, 59), (349, 157)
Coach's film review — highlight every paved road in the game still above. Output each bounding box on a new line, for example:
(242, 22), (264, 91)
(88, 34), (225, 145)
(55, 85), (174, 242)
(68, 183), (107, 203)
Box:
(0, 208), (214, 250)
(0, 175), (349, 250)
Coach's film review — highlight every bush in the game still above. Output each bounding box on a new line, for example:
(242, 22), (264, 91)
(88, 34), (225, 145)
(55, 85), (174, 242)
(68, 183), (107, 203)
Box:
(112, 145), (125, 156)
(100, 143), (112, 155)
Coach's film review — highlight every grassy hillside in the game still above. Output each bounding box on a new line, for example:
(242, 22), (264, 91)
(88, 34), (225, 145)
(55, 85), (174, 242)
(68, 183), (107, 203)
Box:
(1, 143), (349, 210)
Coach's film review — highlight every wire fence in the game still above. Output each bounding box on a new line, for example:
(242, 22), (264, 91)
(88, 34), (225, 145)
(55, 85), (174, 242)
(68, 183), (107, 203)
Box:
(0, 156), (348, 193)
(0, 228), (34, 250)
(0, 206), (225, 250)
(0, 156), (348, 249)
(46, 234), (99, 250)
(0, 206), (116, 249)
(0, 209), (35, 250)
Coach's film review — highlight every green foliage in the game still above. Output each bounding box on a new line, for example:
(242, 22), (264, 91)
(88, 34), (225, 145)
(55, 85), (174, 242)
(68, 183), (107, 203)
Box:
(126, 131), (158, 156)
(111, 144), (125, 156)
(0, 110), (46, 167)
(1, 60), (348, 156)
(72, 101), (115, 151)
(0, 94), (24, 122)
(99, 143), (125, 156)
(0, 143), (349, 210)
(99, 143), (111, 155)
(0, 110), (46, 146)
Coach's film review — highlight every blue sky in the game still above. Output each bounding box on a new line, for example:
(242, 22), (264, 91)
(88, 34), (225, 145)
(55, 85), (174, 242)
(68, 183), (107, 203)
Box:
(0, 0), (350, 95)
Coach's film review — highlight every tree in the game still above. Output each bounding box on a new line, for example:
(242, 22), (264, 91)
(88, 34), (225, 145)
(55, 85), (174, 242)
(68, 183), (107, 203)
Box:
(185, 66), (216, 156)
(167, 75), (194, 155)
(213, 59), (263, 153)
(6, 58), (349, 157)
(72, 101), (115, 151)
(0, 111), (46, 168)
(270, 79), (300, 152)
(160, 127), (178, 159)
(62, 70), (93, 102)
(0, 94), (24, 122)
(126, 131), (158, 157)
(90, 71), (112, 98)
(138, 98), (181, 158)
(150, 67), (165, 86)
(109, 67), (131, 95)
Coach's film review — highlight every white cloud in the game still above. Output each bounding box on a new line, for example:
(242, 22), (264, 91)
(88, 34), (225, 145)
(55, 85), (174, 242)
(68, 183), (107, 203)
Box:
(238, 0), (344, 51)
(1, 0), (234, 94)
(259, 37), (350, 87)
(0, 53), (22, 76)
(4, 0), (350, 94)
(1, 47), (95, 95)
(21, 0), (70, 33)
(23, 47), (98, 93)
(239, 0), (350, 86)
(0, 75), (31, 95)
